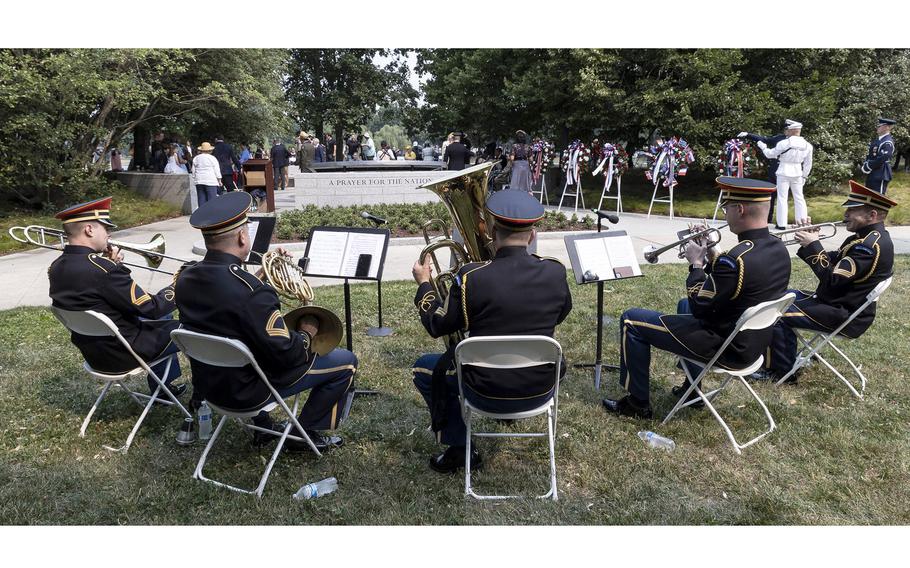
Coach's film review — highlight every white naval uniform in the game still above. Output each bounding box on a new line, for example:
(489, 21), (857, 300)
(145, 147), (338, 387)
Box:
(758, 135), (814, 228)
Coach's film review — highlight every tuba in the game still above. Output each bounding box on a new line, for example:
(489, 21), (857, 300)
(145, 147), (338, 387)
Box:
(259, 250), (343, 356)
(418, 162), (496, 345)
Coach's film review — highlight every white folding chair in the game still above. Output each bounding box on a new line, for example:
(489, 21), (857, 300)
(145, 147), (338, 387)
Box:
(51, 307), (192, 453)
(662, 293), (796, 454)
(775, 277), (893, 398)
(455, 335), (562, 501)
(170, 329), (322, 498)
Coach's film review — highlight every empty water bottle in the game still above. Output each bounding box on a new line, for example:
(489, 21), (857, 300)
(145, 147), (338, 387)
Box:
(638, 430), (675, 451)
(198, 401), (213, 440)
(293, 477), (338, 501)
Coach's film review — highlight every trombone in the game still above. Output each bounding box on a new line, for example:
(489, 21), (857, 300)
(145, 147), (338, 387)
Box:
(771, 222), (843, 246)
(642, 223), (727, 264)
(7, 224), (189, 275)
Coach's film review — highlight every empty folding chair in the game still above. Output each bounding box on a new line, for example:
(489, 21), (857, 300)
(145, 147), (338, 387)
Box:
(170, 329), (321, 498)
(51, 307), (191, 453)
(455, 335), (562, 501)
(775, 277), (893, 398)
(662, 293), (795, 454)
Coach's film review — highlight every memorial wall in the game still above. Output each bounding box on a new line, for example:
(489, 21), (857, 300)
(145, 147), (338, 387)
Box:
(293, 170), (452, 208)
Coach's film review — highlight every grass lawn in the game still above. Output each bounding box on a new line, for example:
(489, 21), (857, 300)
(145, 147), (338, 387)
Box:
(576, 171), (910, 225)
(0, 185), (183, 256)
(1, 256), (909, 525)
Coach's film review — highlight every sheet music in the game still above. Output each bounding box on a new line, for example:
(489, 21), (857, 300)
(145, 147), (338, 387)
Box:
(570, 233), (641, 282)
(603, 235), (642, 277)
(575, 238), (615, 282)
(306, 230), (348, 276)
(340, 232), (386, 278)
(244, 220), (260, 263)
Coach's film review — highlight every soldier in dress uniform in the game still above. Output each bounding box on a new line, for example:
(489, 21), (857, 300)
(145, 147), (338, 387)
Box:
(411, 189), (572, 473)
(861, 117), (896, 194)
(757, 119), (814, 230)
(753, 180), (896, 382)
(175, 192), (357, 451)
(48, 196), (185, 398)
(602, 177), (791, 418)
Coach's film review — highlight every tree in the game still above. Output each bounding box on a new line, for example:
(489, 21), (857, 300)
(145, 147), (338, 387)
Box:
(285, 49), (417, 160)
(0, 48), (290, 207)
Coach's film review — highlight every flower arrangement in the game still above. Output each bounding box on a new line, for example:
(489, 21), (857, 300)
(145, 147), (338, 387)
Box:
(561, 140), (591, 175)
(715, 138), (758, 178)
(595, 142), (629, 177)
(530, 139), (556, 184)
(642, 136), (695, 188)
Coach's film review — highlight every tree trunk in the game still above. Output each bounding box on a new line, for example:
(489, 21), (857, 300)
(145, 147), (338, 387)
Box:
(335, 124), (344, 161)
(131, 127), (150, 171)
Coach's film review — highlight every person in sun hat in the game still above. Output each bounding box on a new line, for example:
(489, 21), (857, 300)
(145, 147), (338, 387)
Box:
(861, 117), (896, 194)
(410, 184), (572, 473)
(752, 180), (896, 383)
(192, 142), (222, 207)
(174, 192), (358, 452)
(47, 196), (187, 403)
(602, 177), (790, 418)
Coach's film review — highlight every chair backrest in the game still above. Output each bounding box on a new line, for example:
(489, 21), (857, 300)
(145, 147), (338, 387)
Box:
(868, 276), (893, 303)
(736, 293), (797, 332)
(455, 335), (562, 371)
(51, 307), (119, 337)
(170, 329), (256, 369)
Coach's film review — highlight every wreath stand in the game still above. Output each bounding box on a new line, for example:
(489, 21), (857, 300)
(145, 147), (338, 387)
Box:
(594, 154), (623, 214)
(558, 150), (586, 213)
(646, 150), (674, 219)
(532, 173), (549, 205)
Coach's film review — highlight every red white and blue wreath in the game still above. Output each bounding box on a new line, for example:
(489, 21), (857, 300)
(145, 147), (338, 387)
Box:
(642, 136), (695, 188)
(715, 138), (758, 178)
(530, 140), (556, 185)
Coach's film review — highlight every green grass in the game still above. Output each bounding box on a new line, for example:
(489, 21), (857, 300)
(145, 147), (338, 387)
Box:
(2, 257), (909, 525)
(0, 185), (183, 256)
(579, 171), (910, 225)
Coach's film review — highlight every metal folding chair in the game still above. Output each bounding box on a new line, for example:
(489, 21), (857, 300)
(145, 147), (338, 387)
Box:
(455, 335), (562, 501)
(775, 277), (893, 398)
(170, 329), (322, 498)
(662, 293), (796, 454)
(51, 307), (192, 453)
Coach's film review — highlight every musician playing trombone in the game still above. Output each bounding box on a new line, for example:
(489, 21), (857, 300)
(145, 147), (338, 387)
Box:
(752, 181), (896, 383)
(602, 178), (790, 418)
(48, 197), (186, 400)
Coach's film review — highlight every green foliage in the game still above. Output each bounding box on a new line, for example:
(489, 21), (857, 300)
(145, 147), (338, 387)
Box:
(417, 48), (910, 194)
(0, 48), (290, 207)
(374, 124), (411, 151)
(275, 202), (593, 241)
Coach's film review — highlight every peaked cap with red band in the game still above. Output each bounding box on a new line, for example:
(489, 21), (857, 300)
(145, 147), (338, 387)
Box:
(715, 176), (776, 205)
(55, 196), (117, 227)
(844, 180), (898, 211)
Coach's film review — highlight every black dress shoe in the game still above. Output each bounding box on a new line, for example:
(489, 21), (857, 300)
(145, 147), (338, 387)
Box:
(252, 419), (286, 448)
(428, 446), (482, 474)
(671, 383), (705, 408)
(153, 383), (187, 402)
(749, 369), (799, 384)
(284, 430), (344, 453)
(601, 396), (653, 419)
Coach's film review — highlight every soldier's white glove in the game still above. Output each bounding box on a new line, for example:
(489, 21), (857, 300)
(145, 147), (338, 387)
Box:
(737, 131), (748, 138)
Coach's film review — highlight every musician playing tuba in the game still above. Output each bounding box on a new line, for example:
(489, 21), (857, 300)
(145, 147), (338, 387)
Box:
(48, 196), (187, 401)
(411, 190), (572, 473)
(753, 181), (896, 383)
(602, 177), (790, 418)
(176, 192), (357, 452)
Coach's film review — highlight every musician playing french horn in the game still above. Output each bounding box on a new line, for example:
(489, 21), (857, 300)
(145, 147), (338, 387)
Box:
(753, 181), (896, 383)
(602, 177), (790, 418)
(48, 196), (187, 400)
(176, 192), (357, 452)
(411, 189), (572, 474)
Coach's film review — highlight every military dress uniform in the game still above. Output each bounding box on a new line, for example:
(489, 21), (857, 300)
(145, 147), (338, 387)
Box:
(757, 120), (814, 229)
(742, 131), (786, 223)
(861, 118), (896, 194)
(175, 192), (356, 434)
(48, 197), (181, 391)
(412, 190), (572, 452)
(764, 181), (896, 378)
(604, 178), (790, 416)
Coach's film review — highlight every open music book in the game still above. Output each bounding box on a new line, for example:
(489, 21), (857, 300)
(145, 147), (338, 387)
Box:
(304, 228), (389, 280)
(564, 231), (642, 284)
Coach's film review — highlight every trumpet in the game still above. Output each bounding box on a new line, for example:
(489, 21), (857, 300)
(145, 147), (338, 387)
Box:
(642, 223), (727, 264)
(8, 224), (190, 274)
(771, 222), (843, 246)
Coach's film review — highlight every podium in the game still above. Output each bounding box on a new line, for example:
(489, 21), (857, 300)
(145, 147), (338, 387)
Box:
(241, 158), (275, 212)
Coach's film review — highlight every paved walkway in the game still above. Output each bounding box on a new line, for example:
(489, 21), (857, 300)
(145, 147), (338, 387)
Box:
(4, 185), (910, 311)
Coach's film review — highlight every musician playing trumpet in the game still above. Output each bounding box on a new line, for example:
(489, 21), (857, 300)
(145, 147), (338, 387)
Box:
(48, 197), (186, 400)
(602, 178), (790, 418)
(753, 181), (896, 383)
(176, 192), (357, 452)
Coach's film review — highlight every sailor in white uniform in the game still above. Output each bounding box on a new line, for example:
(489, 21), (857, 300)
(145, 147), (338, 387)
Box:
(757, 119), (814, 229)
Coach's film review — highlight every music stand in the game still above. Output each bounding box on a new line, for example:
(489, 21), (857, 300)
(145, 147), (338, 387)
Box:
(564, 227), (643, 390)
(302, 227), (391, 396)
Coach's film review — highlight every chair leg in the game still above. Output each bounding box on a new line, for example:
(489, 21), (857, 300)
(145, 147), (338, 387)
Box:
(103, 384), (159, 453)
(546, 406), (558, 501)
(193, 414), (229, 484)
(816, 347), (866, 399)
(464, 408), (473, 499)
(80, 382), (113, 437)
(146, 359), (193, 419)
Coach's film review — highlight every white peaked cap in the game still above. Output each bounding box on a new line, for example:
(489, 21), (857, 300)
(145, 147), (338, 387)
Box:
(785, 119), (803, 129)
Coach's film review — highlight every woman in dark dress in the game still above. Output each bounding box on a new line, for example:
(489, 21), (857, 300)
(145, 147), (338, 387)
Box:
(509, 130), (533, 191)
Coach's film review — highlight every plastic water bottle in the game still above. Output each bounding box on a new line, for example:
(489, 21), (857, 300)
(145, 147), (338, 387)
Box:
(638, 431), (676, 451)
(293, 477), (338, 501)
(198, 401), (212, 440)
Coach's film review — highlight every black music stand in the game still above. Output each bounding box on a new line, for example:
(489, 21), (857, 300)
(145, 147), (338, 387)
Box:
(302, 226), (391, 396)
(564, 226), (643, 390)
